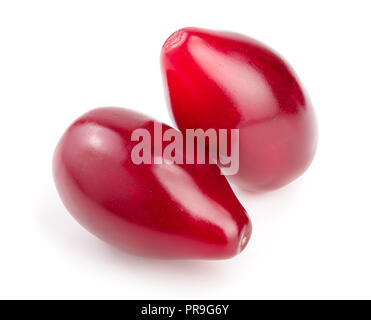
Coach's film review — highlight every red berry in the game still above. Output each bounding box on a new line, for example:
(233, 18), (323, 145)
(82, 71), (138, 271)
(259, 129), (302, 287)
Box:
(161, 27), (318, 191)
(53, 107), (251, 259)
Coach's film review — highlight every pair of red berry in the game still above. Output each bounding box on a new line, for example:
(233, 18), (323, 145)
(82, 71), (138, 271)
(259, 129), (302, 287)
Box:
(53, 28), (317, 260)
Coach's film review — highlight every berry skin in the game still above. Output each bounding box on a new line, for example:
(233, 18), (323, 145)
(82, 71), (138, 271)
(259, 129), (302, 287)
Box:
(161, 27), (317, 192)
(53, 107), (251, 259)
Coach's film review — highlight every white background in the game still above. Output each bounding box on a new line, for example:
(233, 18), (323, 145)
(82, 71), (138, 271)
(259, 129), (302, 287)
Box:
(1, 0), (370, 299)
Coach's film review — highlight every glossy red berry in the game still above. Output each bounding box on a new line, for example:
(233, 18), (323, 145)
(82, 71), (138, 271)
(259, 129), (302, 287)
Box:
(53, 107), (251, 259)
(161, 27), (318, 192)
